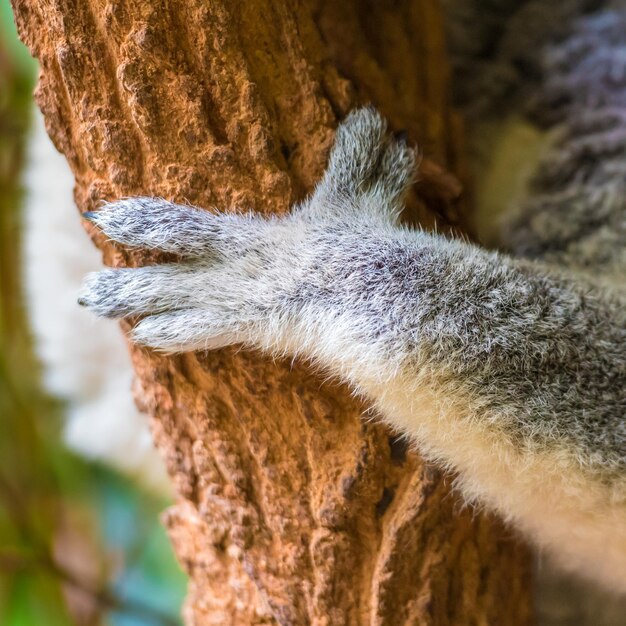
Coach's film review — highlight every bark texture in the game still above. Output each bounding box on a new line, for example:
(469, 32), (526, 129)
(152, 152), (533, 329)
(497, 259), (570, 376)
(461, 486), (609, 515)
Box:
(12, 0), (532, 623)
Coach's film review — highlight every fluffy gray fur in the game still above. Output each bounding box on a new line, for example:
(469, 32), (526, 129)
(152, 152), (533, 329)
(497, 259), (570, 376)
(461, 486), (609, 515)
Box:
(501, 9), (626, 281)
(79, 9), (626, 592)
(442, 0), (608, 115)
(80, 106), (625, 466)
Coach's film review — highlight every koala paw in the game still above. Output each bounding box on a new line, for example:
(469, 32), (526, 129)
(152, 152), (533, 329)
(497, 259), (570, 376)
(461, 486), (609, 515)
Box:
(79, 107), (417, 353)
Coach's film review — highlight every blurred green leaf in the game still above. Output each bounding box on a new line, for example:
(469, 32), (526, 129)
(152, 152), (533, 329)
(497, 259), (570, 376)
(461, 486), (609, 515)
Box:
(0, 0), (36, 76)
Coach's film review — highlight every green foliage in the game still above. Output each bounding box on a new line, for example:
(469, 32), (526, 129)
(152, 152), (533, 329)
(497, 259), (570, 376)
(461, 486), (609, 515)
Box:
(0, 0), (36, 76)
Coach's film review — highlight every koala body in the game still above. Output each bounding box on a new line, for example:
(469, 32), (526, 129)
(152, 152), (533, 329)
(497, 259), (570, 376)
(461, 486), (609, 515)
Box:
(80, 11), (626, 593)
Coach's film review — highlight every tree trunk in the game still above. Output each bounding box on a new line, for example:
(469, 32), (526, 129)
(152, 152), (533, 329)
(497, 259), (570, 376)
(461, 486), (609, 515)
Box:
(11, 0), (532, 623)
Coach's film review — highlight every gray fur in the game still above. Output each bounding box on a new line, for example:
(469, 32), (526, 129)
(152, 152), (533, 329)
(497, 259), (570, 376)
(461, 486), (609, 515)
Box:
(500, 10), (626, 280)
(442, 0), (608, 115)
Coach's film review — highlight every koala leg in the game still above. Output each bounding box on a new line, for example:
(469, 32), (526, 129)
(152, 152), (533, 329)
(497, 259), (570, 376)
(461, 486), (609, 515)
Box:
(81, 107), (626, 592)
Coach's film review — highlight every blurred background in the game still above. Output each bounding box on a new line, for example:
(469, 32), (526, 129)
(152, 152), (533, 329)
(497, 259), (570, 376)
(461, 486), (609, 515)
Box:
(2, 0), (626, 624)
(0, 2), (186, 624)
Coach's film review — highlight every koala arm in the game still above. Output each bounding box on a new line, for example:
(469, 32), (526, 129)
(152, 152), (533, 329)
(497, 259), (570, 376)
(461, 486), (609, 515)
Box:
(80, 108), (626, 590)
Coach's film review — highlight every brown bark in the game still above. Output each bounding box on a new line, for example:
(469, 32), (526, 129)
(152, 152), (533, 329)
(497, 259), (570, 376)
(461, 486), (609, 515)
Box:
(12, 0), (532, 624)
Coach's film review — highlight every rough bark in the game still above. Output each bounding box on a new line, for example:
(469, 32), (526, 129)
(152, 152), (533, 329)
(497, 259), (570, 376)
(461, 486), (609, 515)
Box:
(11, 0), (532, 624)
